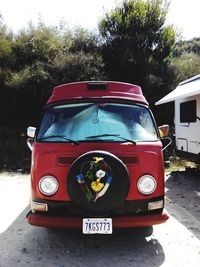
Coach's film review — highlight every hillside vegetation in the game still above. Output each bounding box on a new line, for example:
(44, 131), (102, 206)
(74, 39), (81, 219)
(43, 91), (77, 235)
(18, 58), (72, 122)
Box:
(0, 0), (199, 171)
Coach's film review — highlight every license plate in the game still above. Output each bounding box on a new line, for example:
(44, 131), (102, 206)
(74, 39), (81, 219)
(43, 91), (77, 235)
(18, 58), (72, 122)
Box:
(82, 218), (112, 234)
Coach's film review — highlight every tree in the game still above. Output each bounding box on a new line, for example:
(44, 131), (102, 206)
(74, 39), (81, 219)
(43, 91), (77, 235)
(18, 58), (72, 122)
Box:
(0, 15), (14, 127)
(171, 38), (200, 83)
(171, 52), (200, 83)
(6, 24), (105, 126)
(173, 37), (200, 57)
(99, 0), (176, 105)
(12, 24), (64, 69)
(66, 26), (101, 54)
(0, 15), (13, 81)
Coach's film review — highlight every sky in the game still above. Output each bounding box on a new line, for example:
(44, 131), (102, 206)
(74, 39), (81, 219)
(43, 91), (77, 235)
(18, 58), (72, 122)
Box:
(0, 0), (200, 40)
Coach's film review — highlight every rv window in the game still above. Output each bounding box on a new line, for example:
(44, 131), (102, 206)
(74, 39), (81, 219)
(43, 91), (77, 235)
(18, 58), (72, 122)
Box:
(180, 100), (196, 123)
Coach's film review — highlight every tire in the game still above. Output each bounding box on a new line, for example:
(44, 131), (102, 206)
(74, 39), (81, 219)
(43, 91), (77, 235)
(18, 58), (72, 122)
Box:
(67, 151), (130, 215)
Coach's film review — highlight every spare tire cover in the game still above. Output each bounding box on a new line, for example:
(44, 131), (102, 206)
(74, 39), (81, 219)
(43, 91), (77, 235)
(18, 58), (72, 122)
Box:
(67, 151), (130, 214)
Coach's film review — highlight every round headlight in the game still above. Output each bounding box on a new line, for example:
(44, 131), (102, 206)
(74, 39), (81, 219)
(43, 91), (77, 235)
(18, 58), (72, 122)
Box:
(39, 176), (58, 196)
(137, 175), (157, 195)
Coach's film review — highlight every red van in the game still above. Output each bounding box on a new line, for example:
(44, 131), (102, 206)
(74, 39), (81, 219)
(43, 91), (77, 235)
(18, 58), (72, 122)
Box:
(26, 81), (169, 234)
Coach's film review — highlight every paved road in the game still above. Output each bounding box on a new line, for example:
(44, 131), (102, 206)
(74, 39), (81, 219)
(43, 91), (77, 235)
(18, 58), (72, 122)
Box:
(0, 170), (200, 267)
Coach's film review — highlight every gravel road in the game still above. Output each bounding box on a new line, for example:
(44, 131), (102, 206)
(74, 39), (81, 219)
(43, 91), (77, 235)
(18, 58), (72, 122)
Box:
(0, 169), (200, 267)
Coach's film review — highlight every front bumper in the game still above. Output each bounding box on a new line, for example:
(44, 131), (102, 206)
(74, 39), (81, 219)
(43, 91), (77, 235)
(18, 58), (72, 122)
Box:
(26, 210), (169, 229)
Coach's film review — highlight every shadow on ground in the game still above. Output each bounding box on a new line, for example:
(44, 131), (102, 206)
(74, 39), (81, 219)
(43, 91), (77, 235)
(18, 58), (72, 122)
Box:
(166, 167), (200, 239)
(0, 207), (165, 267)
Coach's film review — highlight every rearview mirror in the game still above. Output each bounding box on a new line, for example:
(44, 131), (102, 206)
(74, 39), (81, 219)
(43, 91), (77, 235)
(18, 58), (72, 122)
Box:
(27, 138), (34, 151)
(159, 125), (172, 151)
(27, 126), (36, 138)
(27, 127), (36, 151)
(159, 125), (169, 138)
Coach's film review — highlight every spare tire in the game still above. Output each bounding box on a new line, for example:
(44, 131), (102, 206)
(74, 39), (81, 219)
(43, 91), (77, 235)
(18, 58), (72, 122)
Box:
(67, 151), (130, 214)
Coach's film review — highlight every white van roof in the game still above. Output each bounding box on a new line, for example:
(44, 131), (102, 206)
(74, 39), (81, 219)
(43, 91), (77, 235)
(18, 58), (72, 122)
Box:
(155, 75), (200, 105)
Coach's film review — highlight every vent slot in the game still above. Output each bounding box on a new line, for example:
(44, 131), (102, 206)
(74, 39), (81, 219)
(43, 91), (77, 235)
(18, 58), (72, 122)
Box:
(87, 82), (107, 90)
(57, 156), (75, 165)
(119, 156), (139, 165)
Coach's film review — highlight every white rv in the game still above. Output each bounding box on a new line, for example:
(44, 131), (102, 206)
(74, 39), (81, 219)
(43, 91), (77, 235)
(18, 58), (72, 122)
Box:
(156, 75), (200, 163)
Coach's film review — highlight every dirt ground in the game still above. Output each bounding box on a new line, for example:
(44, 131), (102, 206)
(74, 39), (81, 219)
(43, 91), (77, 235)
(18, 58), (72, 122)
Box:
(0, 166), (200, 267)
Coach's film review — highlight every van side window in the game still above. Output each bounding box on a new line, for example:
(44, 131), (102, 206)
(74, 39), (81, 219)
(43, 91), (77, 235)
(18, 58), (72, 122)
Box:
(180, 100), (196, 123)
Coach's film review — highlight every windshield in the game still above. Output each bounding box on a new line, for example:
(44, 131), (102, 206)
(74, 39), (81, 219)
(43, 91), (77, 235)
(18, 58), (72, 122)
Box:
(37, 103), (158, 143)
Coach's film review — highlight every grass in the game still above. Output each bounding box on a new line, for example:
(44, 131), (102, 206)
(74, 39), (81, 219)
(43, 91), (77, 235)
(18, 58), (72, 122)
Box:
(165, 156), (199, 174)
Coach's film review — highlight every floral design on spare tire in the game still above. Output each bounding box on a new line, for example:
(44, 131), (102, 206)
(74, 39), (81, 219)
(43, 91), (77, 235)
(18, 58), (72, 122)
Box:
(75, 157), (113, 202)
(67, 151), (130, 214)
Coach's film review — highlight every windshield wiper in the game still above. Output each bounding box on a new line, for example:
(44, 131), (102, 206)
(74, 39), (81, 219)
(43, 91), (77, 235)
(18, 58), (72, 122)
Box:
(37, 135), (79, 145)
(86, 134), (136, 144)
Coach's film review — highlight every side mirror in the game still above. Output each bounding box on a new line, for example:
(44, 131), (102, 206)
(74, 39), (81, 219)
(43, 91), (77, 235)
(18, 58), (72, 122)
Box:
(159, 124), (169, 138)
(27, 126), (36, 138)
(158, 125), (172, 151)
(27, 138), (34, 151)
(27, 127), (36, 151)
